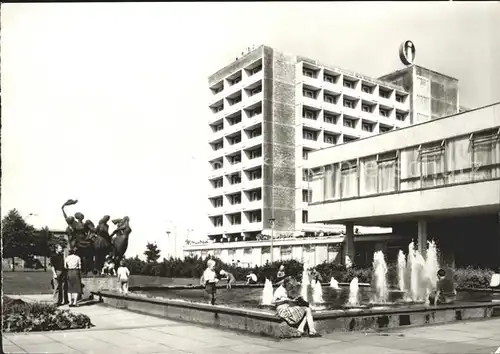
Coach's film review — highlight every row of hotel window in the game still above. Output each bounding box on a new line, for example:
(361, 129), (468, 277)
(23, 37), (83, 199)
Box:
(302, 88), (406, 105)
(211, 128), (262, 150)
(211, 170), (262, 187)
(211, 65), (263, 94)
(212, 86), (262, 108)
(211, 190), (262, 207)
(307, 129), (500, 202)
(211, 105), (262, 123)
(302, 68), (406, 100)
(212, 149), (262, 169)
(211, 212), (262, 226)
(303, 98), (407, 121)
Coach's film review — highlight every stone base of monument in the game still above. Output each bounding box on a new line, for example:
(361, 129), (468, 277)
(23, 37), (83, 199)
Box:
(80, 276), (118, 301)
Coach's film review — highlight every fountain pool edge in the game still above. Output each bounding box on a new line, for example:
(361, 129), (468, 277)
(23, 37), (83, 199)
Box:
(92, 291), (500, 338)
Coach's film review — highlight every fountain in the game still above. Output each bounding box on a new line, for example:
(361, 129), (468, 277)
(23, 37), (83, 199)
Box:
(301, 266), (310, 301)
(261, 278), (274, 306)
(330, 277), (340, 290)
(372, 250), (389, 303)
(397, 250), (406, 293)
(346, 277), (360, 307)
(424, 240), (440, 303)
(312, 279), (324, 304)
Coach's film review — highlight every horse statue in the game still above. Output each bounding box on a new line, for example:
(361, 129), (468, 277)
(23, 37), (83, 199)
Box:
(110, 216), (131, 270)
(62, 200), (116, 275)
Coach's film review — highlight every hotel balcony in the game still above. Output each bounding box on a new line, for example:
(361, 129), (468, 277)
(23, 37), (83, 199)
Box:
(244, 69), (264, 87)
(208, 149), (224, 162)
(242, 156), (263, 170)
(223, 202), (243, 214)
(207, 225), (224, 236)
(208, 129), (224, 143)
(224, 122), (242, 137)
(242, 135), (263, 150)
(208, 187), (224, 198)
(300, 95), (322, 110)
(302, 138), (322, 151)
(225, 101), (244, 119)
(244, 91), (263, 109)
(208, 111), (225, 125)
(302, 117), (323, 131)
(322, 101), (343, 115)
(243, 115), (263, 129)
(241, 221), (264, 232)
(208, 206), (224, 217)
(242, 199), (263, 211)
(224, 161), (242, 175)
(224, 224), (244, 234)
(243, 177), (262, 191)
(224, 140), (243, 156)
(323, 80), (342, 95)
(341, 104), (360, 119)
(208, 168), (224, 180)
(223, 182), (242, 195)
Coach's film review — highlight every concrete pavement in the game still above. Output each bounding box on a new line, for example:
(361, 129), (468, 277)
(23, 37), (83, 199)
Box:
(3, 295), (500, 354)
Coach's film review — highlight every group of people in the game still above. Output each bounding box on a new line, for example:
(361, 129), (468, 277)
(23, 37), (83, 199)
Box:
(50, 244), (131, 307)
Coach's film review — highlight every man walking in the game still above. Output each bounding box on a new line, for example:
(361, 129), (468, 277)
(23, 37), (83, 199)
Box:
(50, 244), (67, 306)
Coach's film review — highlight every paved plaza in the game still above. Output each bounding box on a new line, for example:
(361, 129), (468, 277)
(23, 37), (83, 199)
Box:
(3, 295), (500, 354)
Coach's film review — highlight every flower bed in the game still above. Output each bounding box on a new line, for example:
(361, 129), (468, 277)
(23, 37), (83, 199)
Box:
(2, 296), (94, 333)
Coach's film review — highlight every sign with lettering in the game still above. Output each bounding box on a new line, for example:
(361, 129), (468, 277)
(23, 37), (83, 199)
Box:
(399, 40), (416, 66)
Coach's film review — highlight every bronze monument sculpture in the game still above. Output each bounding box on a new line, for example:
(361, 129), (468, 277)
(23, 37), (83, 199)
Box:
(61, 199), (131, 275)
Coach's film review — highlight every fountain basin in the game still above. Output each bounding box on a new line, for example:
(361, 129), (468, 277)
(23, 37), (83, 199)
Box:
(93, 287), (500, 338)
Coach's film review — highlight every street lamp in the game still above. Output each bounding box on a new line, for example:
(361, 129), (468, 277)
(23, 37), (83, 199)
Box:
(269, 217), (275, 263)
(166, 231), (172, 258)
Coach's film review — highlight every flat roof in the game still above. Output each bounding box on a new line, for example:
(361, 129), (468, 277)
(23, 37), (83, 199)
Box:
(208, 44), (413, 92)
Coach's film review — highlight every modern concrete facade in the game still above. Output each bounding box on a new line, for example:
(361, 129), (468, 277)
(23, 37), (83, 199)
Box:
(194, 44), (461, 266)
(306, 103), (500, 268)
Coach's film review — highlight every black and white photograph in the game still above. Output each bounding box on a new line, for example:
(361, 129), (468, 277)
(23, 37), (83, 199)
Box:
(2, 2), (500, 353)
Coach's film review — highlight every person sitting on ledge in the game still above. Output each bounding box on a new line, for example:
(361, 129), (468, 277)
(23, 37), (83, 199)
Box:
(246, 272), (258, 285)
(276, 265), (286, 284)
(272, 276), (321, 338)
(429, 269), (457, 306)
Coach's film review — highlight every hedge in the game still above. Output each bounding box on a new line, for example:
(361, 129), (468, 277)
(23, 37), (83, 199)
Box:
(2, 296), (94, 333)
(123, 256), (496, 289)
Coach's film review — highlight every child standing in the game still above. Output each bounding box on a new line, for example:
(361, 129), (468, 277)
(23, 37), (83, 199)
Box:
(201, 259), (219, 305)
(117, 261), (130, 295)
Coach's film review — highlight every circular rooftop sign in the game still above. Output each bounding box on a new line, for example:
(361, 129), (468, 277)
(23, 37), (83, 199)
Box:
(399, 40), (416, 65)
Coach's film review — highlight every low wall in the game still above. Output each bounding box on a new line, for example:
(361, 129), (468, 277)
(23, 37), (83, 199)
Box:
(81, 276), (118, 300)
(93, 290), (500, 338)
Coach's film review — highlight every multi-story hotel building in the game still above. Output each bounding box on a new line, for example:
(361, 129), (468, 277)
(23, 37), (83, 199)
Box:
(185, 44), (460, 267)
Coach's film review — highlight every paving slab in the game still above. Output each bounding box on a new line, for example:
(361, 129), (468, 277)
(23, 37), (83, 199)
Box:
(3, 298), (500, 354)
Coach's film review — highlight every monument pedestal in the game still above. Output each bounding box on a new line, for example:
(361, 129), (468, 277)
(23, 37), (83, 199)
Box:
(80, 276), (118, 300)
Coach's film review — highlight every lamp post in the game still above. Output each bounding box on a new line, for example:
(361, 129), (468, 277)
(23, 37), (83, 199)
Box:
(269, 217), (276, 263)
(166, 231), (172, 258)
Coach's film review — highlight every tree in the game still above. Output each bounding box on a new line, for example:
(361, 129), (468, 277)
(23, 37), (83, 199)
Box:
(1, 209), (37, 270)
(143, 242), (161, 263)
(32, 227), (68, 257)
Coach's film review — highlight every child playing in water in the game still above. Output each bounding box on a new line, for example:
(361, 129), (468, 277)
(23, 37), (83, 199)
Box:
(220, 270), (236, 289)
(201, 259), (219, 305)
(429, 269), (457, 305)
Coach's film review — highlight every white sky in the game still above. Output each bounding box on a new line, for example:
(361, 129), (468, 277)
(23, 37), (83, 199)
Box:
(2, 2), (499, 259)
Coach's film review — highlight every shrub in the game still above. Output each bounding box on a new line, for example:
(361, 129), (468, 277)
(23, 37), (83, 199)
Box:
(454, 267), (495, 289)
(2, 296), (94, 333)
